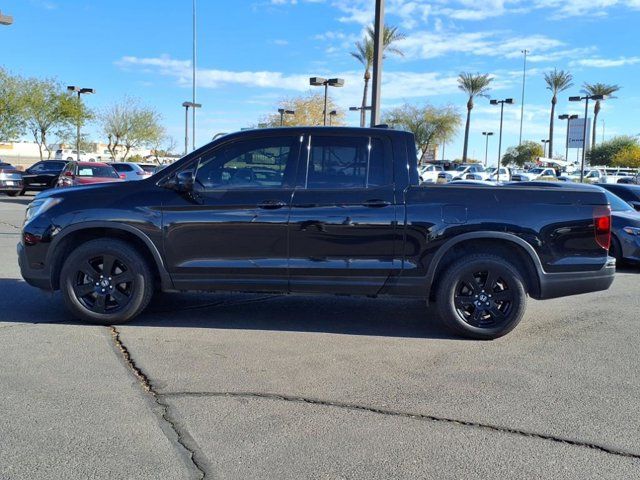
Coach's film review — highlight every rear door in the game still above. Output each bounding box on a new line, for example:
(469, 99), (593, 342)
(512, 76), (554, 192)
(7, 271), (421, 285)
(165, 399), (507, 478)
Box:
(288, 133), (399, 295)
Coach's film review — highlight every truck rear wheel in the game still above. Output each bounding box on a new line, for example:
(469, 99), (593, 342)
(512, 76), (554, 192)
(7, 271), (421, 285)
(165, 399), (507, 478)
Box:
(60, 239), (153, 325)
(435, 254), (527, 340)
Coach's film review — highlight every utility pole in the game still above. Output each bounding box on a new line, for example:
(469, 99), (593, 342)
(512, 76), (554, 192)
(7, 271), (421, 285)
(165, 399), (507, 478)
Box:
(519, 49), (529, 145)
(370, 0), (384, 127)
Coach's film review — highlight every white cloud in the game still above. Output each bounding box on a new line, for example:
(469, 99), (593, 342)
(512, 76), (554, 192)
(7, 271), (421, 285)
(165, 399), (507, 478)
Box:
(570, 56), (640, 68)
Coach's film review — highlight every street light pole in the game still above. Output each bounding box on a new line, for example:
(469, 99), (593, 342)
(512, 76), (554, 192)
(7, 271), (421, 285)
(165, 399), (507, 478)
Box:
(570, 94), (604, 182)
(519, 49), (529, 145)
(370, 0), (385, 127)
(67, 86), (94, 161)
(490, 98), (514, 183)
(182, 101), (202, 155)
(328, 110), (337, 126)
(559, 114), (578, 163)
(310, 77), (344, 126)
(278, 108), (295, 126)
(541, 139), (550, 158)
(192, 0), (197, 151)
(482, 132), (494, 167)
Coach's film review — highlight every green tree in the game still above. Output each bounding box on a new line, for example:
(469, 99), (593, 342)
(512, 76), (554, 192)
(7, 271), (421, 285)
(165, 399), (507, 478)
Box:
(587, 136), (638, 166)
(0, 68), (26, 142)
(457, 73), (492, 162)
(612, 144), (640, 168)
(101, 98), (164, 161)
(544, 69), (573, 159)
(501, 141), (544, 167)
(21, 77), (87, 160)
(583, 82), (620, 149)
(384, 104), (461, 162)
(262, 93), (343, 127)
(351, 25), (405, 128)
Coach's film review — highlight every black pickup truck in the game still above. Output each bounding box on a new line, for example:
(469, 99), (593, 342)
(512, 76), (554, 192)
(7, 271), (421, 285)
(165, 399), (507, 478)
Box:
(18, 127), (615, 339)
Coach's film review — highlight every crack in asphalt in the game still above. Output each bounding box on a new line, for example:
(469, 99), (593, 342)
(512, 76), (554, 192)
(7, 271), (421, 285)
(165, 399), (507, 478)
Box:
(109, 327), (207, 480)
(0, 220), (21, 230)
(162, 390), (640, 462)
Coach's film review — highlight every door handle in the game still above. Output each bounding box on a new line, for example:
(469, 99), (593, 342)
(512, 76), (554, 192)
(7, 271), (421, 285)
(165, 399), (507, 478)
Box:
(257, 200), (287, 210)
(363, 199), (391, 208)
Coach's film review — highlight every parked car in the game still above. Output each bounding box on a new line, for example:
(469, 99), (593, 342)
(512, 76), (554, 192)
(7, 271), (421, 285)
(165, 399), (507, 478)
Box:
(138, 163), (159, 175)
(56, 162), (123, 188)
(484, 167), (511, 182)
(451, 164), (489, 181)
(618, 173), (640, 185)
(599, 184), (640, 212)
(19, 127), (615, 340)
(0, 161), (23, 196)
(511, 167), (557, 182)
(20, 160), (67, 194)
(54, 149), (95, 162)
(418, 164), (444, 183)
(109, 162), (152, 181)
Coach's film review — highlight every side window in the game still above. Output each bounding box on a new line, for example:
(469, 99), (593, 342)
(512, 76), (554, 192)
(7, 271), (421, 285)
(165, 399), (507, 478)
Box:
(305, 136), (391, 189)
(194, 136), (298, 189)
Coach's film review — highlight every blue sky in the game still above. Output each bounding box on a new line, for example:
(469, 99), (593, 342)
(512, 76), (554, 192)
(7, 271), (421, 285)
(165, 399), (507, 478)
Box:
(2, 0), (640, 164)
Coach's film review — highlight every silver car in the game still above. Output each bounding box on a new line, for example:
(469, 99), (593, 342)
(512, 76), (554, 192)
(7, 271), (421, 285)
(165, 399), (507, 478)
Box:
(109, 162), (152, 181)
(0, 161), (23, 196)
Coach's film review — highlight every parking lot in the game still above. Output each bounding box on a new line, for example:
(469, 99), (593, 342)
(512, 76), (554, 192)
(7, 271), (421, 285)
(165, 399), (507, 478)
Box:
(1, 194), (639, 479)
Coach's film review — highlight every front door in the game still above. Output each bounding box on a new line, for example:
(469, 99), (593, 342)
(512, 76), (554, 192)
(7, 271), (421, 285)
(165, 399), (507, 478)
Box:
(162, 134), (302, 292)
(288, 133), (400, 295)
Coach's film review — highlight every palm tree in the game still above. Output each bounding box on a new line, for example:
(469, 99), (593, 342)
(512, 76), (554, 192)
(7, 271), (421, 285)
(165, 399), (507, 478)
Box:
(457, 73), (492, 162)
(544, 69), (573, 158)
(351, 25), (405, 127)
(583, 82), (620, 148)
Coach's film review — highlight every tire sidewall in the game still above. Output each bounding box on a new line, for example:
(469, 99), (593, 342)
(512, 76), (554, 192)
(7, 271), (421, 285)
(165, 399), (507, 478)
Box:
(60, 239), (152, 324)
(437, 256), (527, 340)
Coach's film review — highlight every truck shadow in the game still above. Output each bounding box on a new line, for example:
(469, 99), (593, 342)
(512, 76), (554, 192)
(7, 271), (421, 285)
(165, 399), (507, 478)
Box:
(0, 278), (459, 340)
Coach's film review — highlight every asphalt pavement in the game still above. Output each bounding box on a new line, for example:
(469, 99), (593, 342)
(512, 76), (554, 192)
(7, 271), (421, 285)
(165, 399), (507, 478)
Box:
(1, 194), (639, 479)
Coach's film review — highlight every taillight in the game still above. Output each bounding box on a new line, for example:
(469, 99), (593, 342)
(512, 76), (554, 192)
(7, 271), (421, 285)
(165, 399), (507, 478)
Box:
(593, 206), (611, 251)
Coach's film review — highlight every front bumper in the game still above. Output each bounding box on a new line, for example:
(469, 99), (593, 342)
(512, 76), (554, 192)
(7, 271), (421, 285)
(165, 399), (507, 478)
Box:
(538, 258), (616, 299)
(17, 242), (52, 290)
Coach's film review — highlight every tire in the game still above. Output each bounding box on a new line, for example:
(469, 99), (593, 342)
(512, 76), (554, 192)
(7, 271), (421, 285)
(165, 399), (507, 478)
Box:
(435, 254), (527, 340)
(6, 191), (19, 197)
(60, 239), (153, 324)
(609, 235), (623, 266)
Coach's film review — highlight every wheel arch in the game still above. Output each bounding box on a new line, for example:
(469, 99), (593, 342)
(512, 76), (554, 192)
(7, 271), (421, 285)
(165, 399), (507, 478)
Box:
(47, 221), (173, 291)
(426, 232), (543, 301)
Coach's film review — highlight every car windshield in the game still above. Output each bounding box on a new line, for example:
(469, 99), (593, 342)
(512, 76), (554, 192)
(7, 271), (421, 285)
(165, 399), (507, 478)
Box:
(77, 166), (119, 178)
(139, 165), (156, 173)
(603, 189), (634, 212)
(529, 168), (545, 174)
(455, 166), (468, 172)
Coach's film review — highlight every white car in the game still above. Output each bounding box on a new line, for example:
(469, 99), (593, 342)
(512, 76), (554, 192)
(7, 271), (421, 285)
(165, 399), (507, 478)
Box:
(451, 164), (490, 181)
(54, 149), (95, 162)
(109, 162), (152, 181)
(511, 167), (557, 182)
(483, 167), (511, 181)
(418, 164), (444, 183)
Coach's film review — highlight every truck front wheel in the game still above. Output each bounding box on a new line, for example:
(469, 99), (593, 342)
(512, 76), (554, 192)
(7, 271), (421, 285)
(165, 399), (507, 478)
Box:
(435, 254), (527, 340)
(60, 239), (153, 325)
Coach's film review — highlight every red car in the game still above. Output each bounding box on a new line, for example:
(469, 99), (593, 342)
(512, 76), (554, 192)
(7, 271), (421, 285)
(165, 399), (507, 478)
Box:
(56, 161), (123, 188)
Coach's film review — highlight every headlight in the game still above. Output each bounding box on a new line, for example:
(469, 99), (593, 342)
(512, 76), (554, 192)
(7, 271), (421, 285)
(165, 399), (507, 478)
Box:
(623, 226), (640, 236)
(25, 197), (62, 223)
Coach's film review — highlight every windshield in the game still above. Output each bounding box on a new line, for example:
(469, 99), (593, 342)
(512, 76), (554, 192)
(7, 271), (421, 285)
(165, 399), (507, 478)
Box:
(455, 166), (468, 172)
(529, 168), (545, 174)
(603, 189), (634, 212)
(77, 166), (119, 178)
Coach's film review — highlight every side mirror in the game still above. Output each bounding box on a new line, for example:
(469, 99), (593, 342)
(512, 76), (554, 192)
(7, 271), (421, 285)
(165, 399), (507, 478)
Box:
(174, 170), (194, 192)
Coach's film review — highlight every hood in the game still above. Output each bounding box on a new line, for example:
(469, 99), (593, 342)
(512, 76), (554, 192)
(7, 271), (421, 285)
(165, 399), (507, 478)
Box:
(75, 177), (122, 185)
(35, 177), (141, 201)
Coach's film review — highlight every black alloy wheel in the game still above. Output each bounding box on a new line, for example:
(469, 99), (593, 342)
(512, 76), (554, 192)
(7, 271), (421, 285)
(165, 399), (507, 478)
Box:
(72, 254), (134, 314)
(60, 239), (153, 324)
(436, 254), (527, 340)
